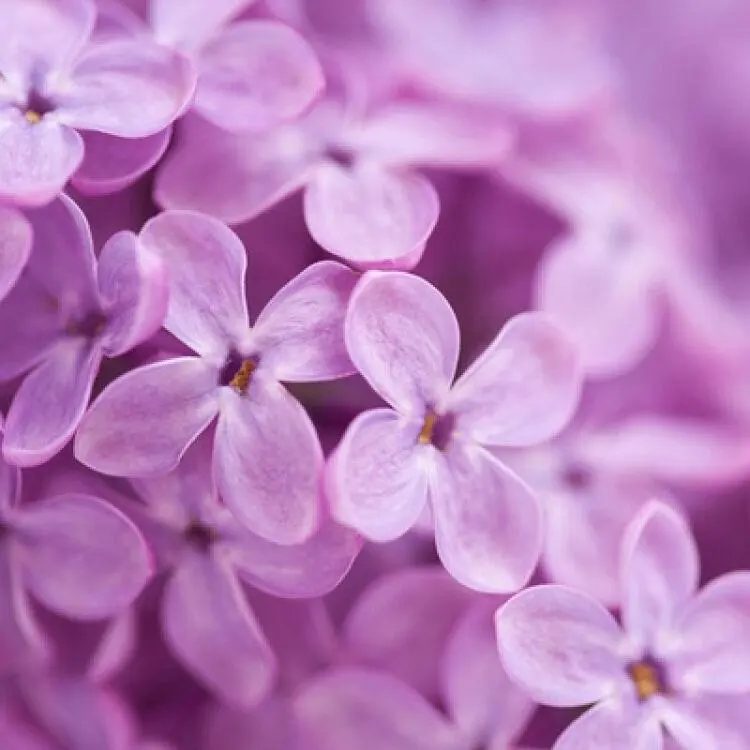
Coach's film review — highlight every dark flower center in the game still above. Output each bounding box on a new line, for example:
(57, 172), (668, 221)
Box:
(22, 89), (56, 124)
(325, 146), (355, 168)
(561, 462), (593, 490)
(417, 409), (455, 451)
(628, 658), (668, 701)
(184, 520), (219, 552)
(219, 351), (258, 394)
(65, 310), (108, 339)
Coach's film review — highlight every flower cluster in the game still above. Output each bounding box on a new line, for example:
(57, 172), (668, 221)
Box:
(2, 1), (750, 748)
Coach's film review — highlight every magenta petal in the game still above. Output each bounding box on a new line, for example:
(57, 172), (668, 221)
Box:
(430, 443), (543, 593)
(97, 231), (168, 356)
(13, 493), (151, 619)
(293, 668), (465, 750)
(0, 699), (57, 750)
(74, 357), (220, 477)
(0, 207), (32, 303)
(495, 585), (626, 707)
(214, 378), (323, 544)
(162, 552), (275, 708)
(56, 39), (195, 137)
(195, 21), (324, 133)
(621, 502), (699, 652)
(253, 260), (357, 382)
(0, 114), (84, 206)
(345, 271), (460, 414)
(328, 409), (427, 542)
(139, 210), (249, 357)
(72, 128), (172, 196)
(3, 339), (101, 467)
(449, 312), (582, 447)
(304, 162), (439, 269)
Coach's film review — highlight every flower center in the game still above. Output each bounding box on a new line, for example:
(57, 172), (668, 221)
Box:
(65, 310), (108, 339)
(22, 89), (55, 125)
(417, 409), (455, 451)
(184, 520), (219, 552)
(561, 462), (593, 490)
(628, 660), (665, 701)
(219, 351), (258, 394)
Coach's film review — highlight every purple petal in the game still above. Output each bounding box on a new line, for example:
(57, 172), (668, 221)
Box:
(327, 409), (427, 542)
(449, 311), (582, 447)
(74, 357), (220, 476)
(13, 493), (152, 619)
(621, 502), (699, 652)
(661, 694), (750, 750)
(139, 210), (249, 357)
(0, 0), (95, 87)
(253, 260), (357, 382)
(304, 162), (439, 269)
(72, 128), (172, 196)
(0, 114), (83, 206)
(293, 668), (465, 750)
(214, 377), (323, 544)
(0, 454), (20, 516)
(97, 231), (168, 356)
(0, 207), (32, 303)
(344, 271), (460, 413)
(0, 700), (57, 750)
(495, 585), (626, 707)
(195, 21), (324, 133)
(430, 443), (543, 593)
(668, 572), (750, 694)
(3, 339), (101, 467)
(56, 39), (195, 137)
(162, 552), (275, 708)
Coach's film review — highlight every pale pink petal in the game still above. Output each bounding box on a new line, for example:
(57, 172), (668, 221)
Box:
(668, 572), (750, 694)
(13, 493), (151, 619)
(195, 21), (324, 133)
(554, 699), (663, 750)
(621, 502), (699, 653)
(3, 339), (101, 467)
(344, 271), (460, 413)
(162, 551), (275, 708)
(74, 357), (220, 476)
(304, 162), (439, 269)
(343, 567), (472, 700)
(253, 260), (357, 381)
(72, 128), (172, 195)
(430, 443), (543, 593)
(449, 312), (582, 447)
(0, 114), (83, 206)
(97, 231), (168, 356)
(139, 210), (249, 357)
(293, 668), (465, 750)
(661, 694), (750, 750)
(534, 232), (660, 379)
(56, 39), (195, 137)
(327, 409), (428, 542)
(214, 377), (323, 544)
(0, 207), (32, 302)
(495, 585), (626, 707)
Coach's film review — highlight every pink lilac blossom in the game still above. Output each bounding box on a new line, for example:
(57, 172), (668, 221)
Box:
(1, 0), (750, 748)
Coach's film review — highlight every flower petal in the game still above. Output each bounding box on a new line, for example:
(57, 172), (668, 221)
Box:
(72, 128), (172, 196)
(495, 585), (626, 707)
(344, 271), (460, 413)
(621, 501), (699, 653)
(214, 377), (323, 544)
(74, 357), (220, 477)
(13, 493), (152, 619)
(139, 210), (249, 357)
(327, 409), (428, 542)
(661, 694), (750, 750)
(195, 21), (324, 133)
(449, 311), (582, 447)
(304, 162), (439, 269)
(293, 668), (465, 750)
(56, 39), (195, 137)
(97, 231), (168, 356)
(430, 443), (543, 593)
(162, 551), (275, 708)
(0, 113), (83, 206)
(3, 339), (101, 467)
(0, 207), (32, 303)
(253, 260), (357, 382)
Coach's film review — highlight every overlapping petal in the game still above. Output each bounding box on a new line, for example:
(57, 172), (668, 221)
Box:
(0, 207), (32, 303)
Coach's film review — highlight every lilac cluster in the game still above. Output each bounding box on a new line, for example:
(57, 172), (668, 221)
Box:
(3, 1), (750, 748)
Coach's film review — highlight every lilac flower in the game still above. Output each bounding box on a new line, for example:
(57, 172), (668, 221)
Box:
(75, 210), (358, 544)
(496, 501), (750, 749)
(327, 271), (582, 592)
(0, 0), (195, 205)
(0, 194), (168, 467)
(0, 204), (33, 303)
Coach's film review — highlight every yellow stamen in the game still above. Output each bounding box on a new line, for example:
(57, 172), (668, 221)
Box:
(418, 411), (438, 445)
(629, 662), (662, 701)
(229, 359), (256, 394)
(24, 110), (42, 125)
